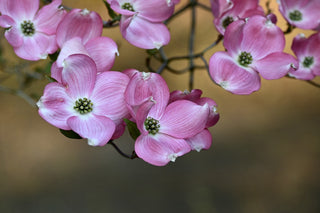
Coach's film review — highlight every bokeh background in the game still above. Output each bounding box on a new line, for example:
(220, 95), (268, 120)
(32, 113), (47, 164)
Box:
(1, 0), (320, 212)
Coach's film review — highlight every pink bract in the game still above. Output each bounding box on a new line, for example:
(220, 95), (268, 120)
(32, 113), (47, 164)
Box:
(107, 0), (178, 49)
(37, 54), (130, 146)
(209, 15), (298, 95)
(0, 0), (66, 60)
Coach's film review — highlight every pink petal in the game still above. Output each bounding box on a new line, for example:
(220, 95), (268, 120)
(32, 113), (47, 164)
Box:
(37, 82), (74, 130)
(125, 71), (170, 120)
(34, 0), (66, 35)
(67, 114), (116, 146)
(255, 52), (298, 80)
(85, 37), (118, 73)
(210, 0), (234, 18)
(109, 0), (136, 16)
(169, 89), (202, 104)
(120, 15), (170, 49)
(291, 34), (309, 58)
(90, 71), (130, 123)
(135, 134), (191, 166)
(61, 54), (97, 98)
(51, 62), (63, 83)
(196, 97), (220, 128)
(0, 14), (15, 27)
(209, 51), (261, 95)
(13, 32), (53, 61)
(111, 121), (126, 140)
(0, 0), (39, 20)
(240, 15), (285, 60)
(289, 66), (315, 80)
(57, 37), (89, 67)
(159, 100), (209, 138)
(56, 9), (103, 47)
(223, 19), (245, 56)
(134, 0), (175, 22)
(185, 129), (212, 152)
(4, 23), (23, 48)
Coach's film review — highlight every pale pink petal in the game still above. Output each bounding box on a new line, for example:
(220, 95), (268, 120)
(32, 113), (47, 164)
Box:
(0, 14), (15, 27)
(159, 100), (209, 138)
(37, 82), (74, 130)
(134, 0), (175, 22)
(109, 0), (136, 16)
(254, 52), (298, 80)
(67, 114), (116, 146)
(135, 134), (191, 166)
(122, 68), (138, 78)
(57, 37), (89, 67)
(61, 54), (97, 98)
(90, 71), (129, 123)
(289, 66), (315, 80)
(56, 9), (103, 47)
(210, 0), (234, 18)
(51, 62), (63, 83)
(13, 32), (51, 60)
(85, 37), (118, 73)
(4, 24), (23, 48)
(120, 15), (170, 49)
(34, 0), (66, 35)
(223, 19), (245, 56)
(209, 51), (261, 95)
(240, 15), (285, 60)
(135, 97), (156, 134)
(185, 129), (212, 152)
(0, 0), (39, 20)
(125, 71), (170, 120)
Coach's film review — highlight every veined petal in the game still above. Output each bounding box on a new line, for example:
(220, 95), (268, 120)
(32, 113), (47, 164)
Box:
(90, 71), (130, 123)
(185, 129), (212, 152)
(0, 14), (15, 28)
(51, 62), (63, 83)
(135, 96), (156, 134)
(289, 66), (315, 80)
(240, 15), (285, 60)
(109, 0), (136, 16)
(85, 37), (118, 73)
(223, 19), (245, 56)
(254, 52), (298, 80)
(291, 33), (309, 58)
(196, 97), (220, 128)
(61, 54), (97, 99)
(111, 121), (126, 140)
(209, 51), (261, 95)
(37, 82), (74, 130)
(120, 15), (170, 49)
(13, 32), (52, 61)
(169, 89), (202, 104)
(159, 100), (209, 138)
(57, 37), (89, 67)
(135, 134), (191, 166)
(0, 0), (39, 20)
(134, 0), (175, 22)
(34, 0), (66, 35)
(56, 8), (103, 47)
(67, 114), (116, 146)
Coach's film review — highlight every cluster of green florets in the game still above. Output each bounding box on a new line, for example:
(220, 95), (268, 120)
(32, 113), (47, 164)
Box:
(144, 117), (160, 135)
(21, 20), (35, 36)
(122, 3), (135, 12)
(74, 98), (93, 114)
(222, 16), (234, 29)
(289, 10), (302, 21)
(302, 56), (314, 68)
(238, 51), (253, 67)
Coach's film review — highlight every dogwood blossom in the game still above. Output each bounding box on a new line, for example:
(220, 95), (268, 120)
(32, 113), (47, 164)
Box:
(0, 0), (66, 60)
(37, 54), (129, 146)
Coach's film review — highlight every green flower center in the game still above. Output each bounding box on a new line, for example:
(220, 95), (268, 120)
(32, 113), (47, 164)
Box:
(238, 51), (253, 67)
(222, 16), (234, 29)
(144, 117), (160, 135)
(122, 2), (135, 12)
(289, 10), (302, 21)
(74, 98), (93, 114)
(302, 56), (314, 68)
(21, 20), (35, 36)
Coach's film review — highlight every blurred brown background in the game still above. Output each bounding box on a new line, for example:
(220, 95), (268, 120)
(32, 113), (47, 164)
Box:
(1, 0), (320, 212)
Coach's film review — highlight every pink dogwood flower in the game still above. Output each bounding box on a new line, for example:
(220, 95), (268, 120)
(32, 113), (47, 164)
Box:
(51, 9), (118, 81)
(278, 0), (320, 30)
(134, 98), (209, 166)
(0, 0), (66, 60)
(288, 33), (320, 80)
(107, 0), (179, 49)
(37, 54), (130, 146)
(209, 15), (298, 95)
(211, 0), (264, 35)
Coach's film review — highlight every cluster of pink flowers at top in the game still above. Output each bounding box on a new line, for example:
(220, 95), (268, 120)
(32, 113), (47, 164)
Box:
(0, 0), (220, 166)
(209, 0), (320, 95)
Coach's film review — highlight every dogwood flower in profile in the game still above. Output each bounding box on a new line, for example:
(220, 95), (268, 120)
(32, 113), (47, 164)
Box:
(51, 9), (119, 82)
(209, 15), (298, 95)
(107, 0), (179, 49)
(37, 54), (130, 146)
(0, 0), (66, 60)
(288, 33), (320, 80)
(278, 0), (320, 30)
